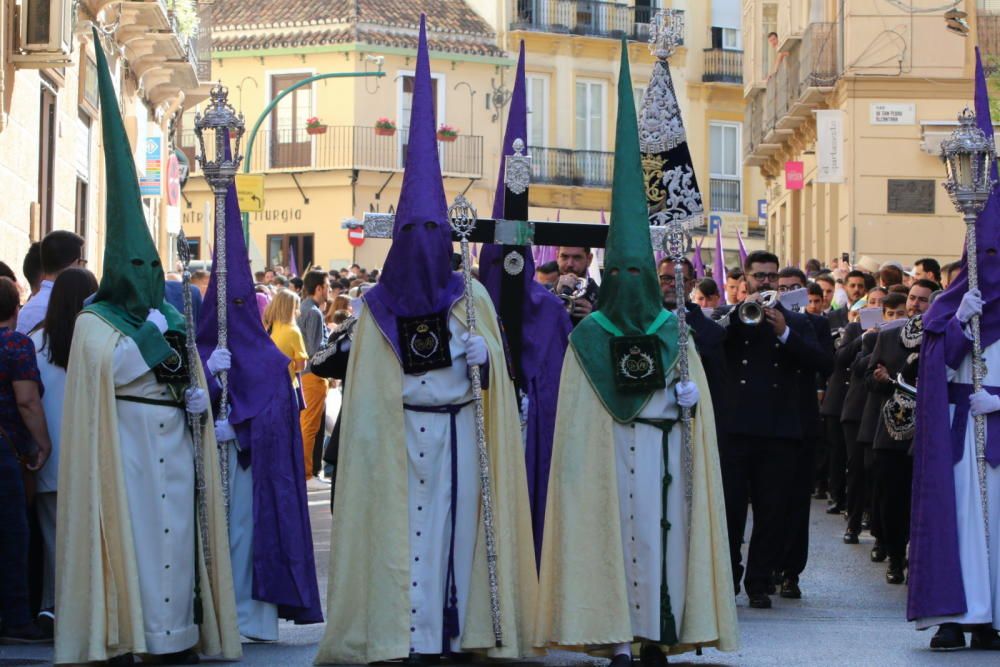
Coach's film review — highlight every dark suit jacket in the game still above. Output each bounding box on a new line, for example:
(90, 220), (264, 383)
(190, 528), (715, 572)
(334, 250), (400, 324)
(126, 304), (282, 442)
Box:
(684, 302), (728, 429)
(864, 326), (913, 451)
(164, 280), (202, 324)
(799, 312), (835, 438)
(826, 307), (849, 334)
(821, 321), (862, 417)
(842, 331), (876, 434)
(717, 303), (827, 441)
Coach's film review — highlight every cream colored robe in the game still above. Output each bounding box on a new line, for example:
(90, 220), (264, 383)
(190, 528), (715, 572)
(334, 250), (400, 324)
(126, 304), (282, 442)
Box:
(535, 338), (739, 656)
(315, 282), (538, 664)
(54, 313), (242, 664)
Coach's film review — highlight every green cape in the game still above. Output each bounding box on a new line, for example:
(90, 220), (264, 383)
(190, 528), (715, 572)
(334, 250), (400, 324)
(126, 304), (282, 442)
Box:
(570, 40), (679, 422)
(85, 28), (183, 368)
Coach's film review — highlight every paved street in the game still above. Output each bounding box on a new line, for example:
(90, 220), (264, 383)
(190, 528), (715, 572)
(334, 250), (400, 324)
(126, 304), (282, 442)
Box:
(2, 493), (992, 666)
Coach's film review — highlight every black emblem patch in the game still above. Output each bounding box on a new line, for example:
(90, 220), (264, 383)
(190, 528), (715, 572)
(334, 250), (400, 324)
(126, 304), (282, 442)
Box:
(399, 312), (453, 375)
(610, 335), (665, 392)
(153, 331), (190, 388)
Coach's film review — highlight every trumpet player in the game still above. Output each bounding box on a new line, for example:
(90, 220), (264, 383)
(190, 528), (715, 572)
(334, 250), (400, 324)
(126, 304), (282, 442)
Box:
(714, 251), (828, 610)
(555, 247), (599, 325)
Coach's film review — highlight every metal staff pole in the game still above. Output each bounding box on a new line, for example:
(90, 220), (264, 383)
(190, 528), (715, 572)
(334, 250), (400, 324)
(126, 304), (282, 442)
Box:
(194, 84), (246, 523)
(662, 225), (693, 525)
(941, 107), (995, 557)
(447, 195), (503, 648)
(176, 229), (213, 574)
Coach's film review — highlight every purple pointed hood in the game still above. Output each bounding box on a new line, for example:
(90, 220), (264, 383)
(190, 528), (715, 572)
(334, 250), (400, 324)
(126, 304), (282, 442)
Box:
(365, 15), (464, 356)
(479, 43), (535, 303)
(197, 157), (290, 426)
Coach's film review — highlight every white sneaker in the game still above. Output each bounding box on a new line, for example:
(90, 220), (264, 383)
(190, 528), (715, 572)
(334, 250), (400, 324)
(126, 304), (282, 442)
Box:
(306, 478), (328, 492)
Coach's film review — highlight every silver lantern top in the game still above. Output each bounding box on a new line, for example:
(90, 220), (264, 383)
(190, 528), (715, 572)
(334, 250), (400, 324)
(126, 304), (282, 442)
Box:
(194, 83), (246, 191)
(941, 107), (996, 217)
(648, 9), (684, 60)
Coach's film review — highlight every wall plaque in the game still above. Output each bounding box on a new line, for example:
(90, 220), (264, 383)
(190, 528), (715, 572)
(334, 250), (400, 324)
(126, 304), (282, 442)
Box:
(887, 179), (935, 215)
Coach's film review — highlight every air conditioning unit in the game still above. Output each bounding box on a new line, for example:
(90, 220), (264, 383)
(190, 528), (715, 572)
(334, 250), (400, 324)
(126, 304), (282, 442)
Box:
(12, 0), (75, 68)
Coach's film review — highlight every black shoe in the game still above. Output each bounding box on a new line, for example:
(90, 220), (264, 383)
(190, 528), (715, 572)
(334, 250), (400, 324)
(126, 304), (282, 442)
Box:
(639, 643), (668, 667)
(930, 623), (966, 651)
(106, 654), (135, 666)
(971, 626), (1000, 650)
(779, 577), (802, 599)
(885, 564), (905, 585)
(826, 504), (845, 514)
(609, 654), (633, 667)
(0, 622), (49, 644)
(748, 592), (772, 609)
(406, 654), (441, 667)
(146, 649), (200, 665)
(813, 490), (828, 500)
(870, 542), (887, 563)
(843, 531), (860, 544)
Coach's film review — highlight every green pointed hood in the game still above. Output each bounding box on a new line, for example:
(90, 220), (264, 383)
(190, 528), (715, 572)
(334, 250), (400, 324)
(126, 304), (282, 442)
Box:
(569, 41), (678, 422)
(85, 28), (183, 367)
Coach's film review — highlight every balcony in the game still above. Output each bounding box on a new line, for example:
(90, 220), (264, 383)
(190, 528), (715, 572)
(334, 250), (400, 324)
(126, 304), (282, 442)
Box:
(531, 147), (614, 188)
(709, 177), (741, 212)
(179, 126), (484, 179)
(511, 1), (681, 43)
(703, 48), (742, 84)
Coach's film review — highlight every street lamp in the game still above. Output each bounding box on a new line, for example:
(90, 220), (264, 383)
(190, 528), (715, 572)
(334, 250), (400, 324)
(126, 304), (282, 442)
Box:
(941, 106), (995, 554)
(194, 83), (245, 521)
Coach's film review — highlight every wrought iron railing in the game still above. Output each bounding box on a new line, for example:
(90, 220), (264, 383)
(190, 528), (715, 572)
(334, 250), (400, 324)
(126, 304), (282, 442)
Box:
(800, 22), (838, 90)
(179, 127), (484, 178)
(530, 146), (614, 187)
(511, 1), (681, 43)
(709, 177), (741, 212)
(703, 48), (742, 84)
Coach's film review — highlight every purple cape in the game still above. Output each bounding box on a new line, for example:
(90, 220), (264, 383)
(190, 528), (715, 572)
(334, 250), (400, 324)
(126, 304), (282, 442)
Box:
(197, 178), (322, 624)
(478, 42), (571, 563)
(365, 16), (464, 355)
(907, 48), (1000, 622)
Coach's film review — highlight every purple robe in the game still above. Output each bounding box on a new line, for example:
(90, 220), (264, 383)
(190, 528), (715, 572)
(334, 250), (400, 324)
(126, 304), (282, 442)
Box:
(908, 48), (1000, 622)
(478, 42), (571, 564)
(197, 177), (322, 624)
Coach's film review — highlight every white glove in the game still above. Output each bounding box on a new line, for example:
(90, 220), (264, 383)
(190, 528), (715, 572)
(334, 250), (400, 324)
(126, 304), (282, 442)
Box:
(520, 393), (530, 418)
(185, 387), (209, 415)
(206, 348), (231, 375)
(337, 338), (352, 354)
(351, 298), (366, 319)
(461, 332), (488, 367)
(970, 390), (1000, 417)
(146, 308), (168, 334)
(675, 380), (700, 409)
(214, 418), (237, 443)
(957, 288), (984, 324)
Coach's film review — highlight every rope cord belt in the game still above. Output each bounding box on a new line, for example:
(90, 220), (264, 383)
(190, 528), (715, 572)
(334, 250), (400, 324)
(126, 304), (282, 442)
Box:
(404, 399), (474, 651)
(634, 416), (679, 646)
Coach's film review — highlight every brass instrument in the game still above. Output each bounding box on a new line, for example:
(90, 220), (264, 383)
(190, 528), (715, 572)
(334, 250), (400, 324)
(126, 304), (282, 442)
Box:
(557, 276), (589, 313)
(735, 290), (779, 326)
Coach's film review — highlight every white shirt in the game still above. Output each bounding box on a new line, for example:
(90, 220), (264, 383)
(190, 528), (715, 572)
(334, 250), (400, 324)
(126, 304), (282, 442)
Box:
(29, 329), (65, 493)
(16, 280), (53, 335)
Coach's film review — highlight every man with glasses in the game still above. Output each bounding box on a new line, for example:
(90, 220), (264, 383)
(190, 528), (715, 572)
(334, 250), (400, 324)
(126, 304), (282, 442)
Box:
(714, 251), (827, 609)
(773, 268), (834, 599)
(555, 246), (599, 325)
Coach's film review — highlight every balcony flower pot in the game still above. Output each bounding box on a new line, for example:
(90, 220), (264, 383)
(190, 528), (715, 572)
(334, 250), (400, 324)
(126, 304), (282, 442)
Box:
(307, 125), (328, 135)
(374, 126), (396, 137)
(437, 125), (459, 142)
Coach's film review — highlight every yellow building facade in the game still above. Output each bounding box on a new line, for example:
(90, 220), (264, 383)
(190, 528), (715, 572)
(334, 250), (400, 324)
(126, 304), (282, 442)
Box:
(0, 0), (208, 280)
(180, 0), (765, 273)
(743, 0), (982, 267)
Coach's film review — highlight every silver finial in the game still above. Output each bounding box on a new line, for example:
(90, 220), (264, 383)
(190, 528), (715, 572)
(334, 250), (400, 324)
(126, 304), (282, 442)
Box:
(648, 9), (685, 59)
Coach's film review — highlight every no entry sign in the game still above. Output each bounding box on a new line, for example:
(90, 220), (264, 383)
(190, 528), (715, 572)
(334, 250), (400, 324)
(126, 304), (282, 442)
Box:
(348, 227), (365, 247)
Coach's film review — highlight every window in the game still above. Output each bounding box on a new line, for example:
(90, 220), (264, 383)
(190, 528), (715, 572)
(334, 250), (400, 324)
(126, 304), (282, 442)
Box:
(399, 72), (443, 167)
(711, 27), (741, 50)
(74, 179), (88, 239)
(574, 80), (606, 151)
(761, 2), (778, 80)
(185, 236), (202, 260)
(633, 86), (646, 117)
(526, 75), (548, 148)
(267, 234), (314, 272)
(270, 73), (313, 169)
(710, 122), (741, 212)
(38, 79), (57, 236)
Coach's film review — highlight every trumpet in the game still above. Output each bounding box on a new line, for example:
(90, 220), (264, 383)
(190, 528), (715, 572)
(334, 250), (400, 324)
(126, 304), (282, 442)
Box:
(735, 290), (779, 326)
(556, 276), (588, 314)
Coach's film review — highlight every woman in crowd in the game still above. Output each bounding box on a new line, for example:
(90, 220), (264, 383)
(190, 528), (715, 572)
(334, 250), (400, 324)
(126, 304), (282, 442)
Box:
(28, 267), (98, 630)
(264, 288), (309, 400)
(0, 276), (51, 643)
(693, 277), (722, 309)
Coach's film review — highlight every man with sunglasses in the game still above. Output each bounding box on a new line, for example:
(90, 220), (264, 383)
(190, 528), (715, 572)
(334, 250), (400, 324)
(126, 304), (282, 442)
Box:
(714, 251), (827, 609)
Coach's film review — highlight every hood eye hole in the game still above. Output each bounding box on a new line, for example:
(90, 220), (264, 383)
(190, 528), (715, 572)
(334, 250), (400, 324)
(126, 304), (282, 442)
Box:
(609, 268), (620, 276)
(233, 297), (245, 306)
(627, 267), (640, 275)
(424, 221), (439, 230)
(131, 259), (144, 266)
(987, 248), (997, 256)
(151, 260), (161, 268)
(402, 223), (414, 233)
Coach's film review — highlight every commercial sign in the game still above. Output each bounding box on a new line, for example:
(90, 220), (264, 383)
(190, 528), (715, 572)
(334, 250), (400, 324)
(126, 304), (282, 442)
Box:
(757, 199), (768, 226)
(166, 154), (181, 207)
(236, 174), (265, 212)
(708, 211), (749, 236)
(816, 109), (845, 183)
(139, 136), (162, 197)
(785, 161), (804, 190)
(870, 102), (916, 125)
